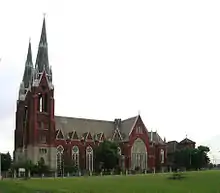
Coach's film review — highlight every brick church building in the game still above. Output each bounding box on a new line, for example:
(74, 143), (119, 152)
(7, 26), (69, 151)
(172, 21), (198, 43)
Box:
(14, 18), (167, 174)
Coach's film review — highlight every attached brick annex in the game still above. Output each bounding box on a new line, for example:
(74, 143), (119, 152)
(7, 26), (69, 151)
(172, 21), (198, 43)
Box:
(14, 18), (167, 175)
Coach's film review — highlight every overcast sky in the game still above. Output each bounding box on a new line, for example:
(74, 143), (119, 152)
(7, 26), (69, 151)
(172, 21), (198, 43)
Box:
(1, 0), (220, 161)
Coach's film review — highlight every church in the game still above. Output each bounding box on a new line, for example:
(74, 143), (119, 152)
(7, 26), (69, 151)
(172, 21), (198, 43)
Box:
(14, 18), (167, 175)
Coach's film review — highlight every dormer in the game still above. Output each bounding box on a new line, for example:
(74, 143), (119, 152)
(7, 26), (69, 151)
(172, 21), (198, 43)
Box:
(112, 128), (123, 142)
(83, 132), (93, 141)
(72, 131), (79, 141)
(56, 129), (65, 140)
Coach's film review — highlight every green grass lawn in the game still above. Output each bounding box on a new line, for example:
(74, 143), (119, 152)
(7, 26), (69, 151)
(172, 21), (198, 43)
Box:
(0, 171), (219, 193)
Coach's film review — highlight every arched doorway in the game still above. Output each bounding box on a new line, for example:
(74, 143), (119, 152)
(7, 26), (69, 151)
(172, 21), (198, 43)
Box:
(131, 138), (148, 171)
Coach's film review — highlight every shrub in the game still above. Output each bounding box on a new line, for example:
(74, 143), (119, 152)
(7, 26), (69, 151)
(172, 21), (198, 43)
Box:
(168, 171), (186, 180)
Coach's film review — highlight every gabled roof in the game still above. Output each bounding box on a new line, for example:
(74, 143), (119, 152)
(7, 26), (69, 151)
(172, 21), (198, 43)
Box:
(54, 115), (165, 144)
(148, 131), (165, 144)
(82, 132), (93, 140)
(112, 128), (123, 141)
(68, 131), (74, 139)
(96, 132), (103, 140)
(120, 116), (138, 140)
(167, 140), (178, 144)
(56, 129), (65, 140)
(54, 115), (139, 141)
(179, 138), (195, 144)
(32, 70), (54, 90)
(72, 131), (79, 140)
(55, 116), (115, 139)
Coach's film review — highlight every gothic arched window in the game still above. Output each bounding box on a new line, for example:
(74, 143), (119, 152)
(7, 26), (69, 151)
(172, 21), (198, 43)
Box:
(131, 138), (148, 170)
(117, 147), (121, 155)
(136, 126), (143, 134)
(72, 146), (79, 168)
(161, 149), (165, 164)
(38, 93), (43, 112)
(86, 146), (93, 172)
(57, 145), (64, 176)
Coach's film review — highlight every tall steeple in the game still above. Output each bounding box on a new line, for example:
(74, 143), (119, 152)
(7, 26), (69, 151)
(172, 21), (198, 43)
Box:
(22, 40), (33, 88)
(35, 16), (49, 74)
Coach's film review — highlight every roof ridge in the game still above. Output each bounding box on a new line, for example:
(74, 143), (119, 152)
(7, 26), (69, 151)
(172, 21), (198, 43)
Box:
(122, 115), (138, 122)
(55, 115), (114, 123)
(180, 137), (195, 143)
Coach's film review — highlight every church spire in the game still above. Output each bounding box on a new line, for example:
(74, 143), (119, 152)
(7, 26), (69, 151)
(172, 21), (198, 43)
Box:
(40, 16), (47, 45)
(22, 40), (33, 88)
(35, 16), (49, 74)
(26, 39), (32, 66)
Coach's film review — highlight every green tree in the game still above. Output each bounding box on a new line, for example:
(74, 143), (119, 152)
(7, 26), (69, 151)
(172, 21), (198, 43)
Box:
(11, 159), (35, 177)
(36, 158), (49, 175)
(64, 159), (78, 174)
(198, 145), (210, 152)
(94, 140), (119, 171)
(174, 148), (192, 169)
(196, 146), (210, 168)
(1, 152), (12, 171)
(174, 146), (210, 170)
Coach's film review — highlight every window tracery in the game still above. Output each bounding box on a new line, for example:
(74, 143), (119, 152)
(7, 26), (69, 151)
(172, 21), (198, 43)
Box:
(86, 146), (93, 171)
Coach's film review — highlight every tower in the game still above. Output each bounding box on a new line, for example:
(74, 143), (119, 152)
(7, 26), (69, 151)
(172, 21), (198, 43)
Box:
(14, 17), (56, 170)
(14, 40), (33, 158)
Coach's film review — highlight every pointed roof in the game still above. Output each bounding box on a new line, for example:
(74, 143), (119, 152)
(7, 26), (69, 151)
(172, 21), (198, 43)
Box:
(54, 114), (165, 143)
(148, 131), (165, 144)
(35, 17), (49, 74)
(26, 40), (33, 66)
(112, 129), (123, 141)
(40, 18), (47, 44)
(120, 116), (138, 139)
(72, 131), (79, 140)
(22, 40), (33, 88)
(179, 137), (195, 144)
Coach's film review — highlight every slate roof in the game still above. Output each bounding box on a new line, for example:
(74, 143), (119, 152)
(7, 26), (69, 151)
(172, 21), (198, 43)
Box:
(35, 17), (50, 74)
(149, 131), (165, 145)
(55, 116), (114, 140)
(167, 141), (179, 153)
(119, 116), (138, 140)
(54, 115), (165, 144)
(179, 138), (195, 144)
(22, 41), (33, 88)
